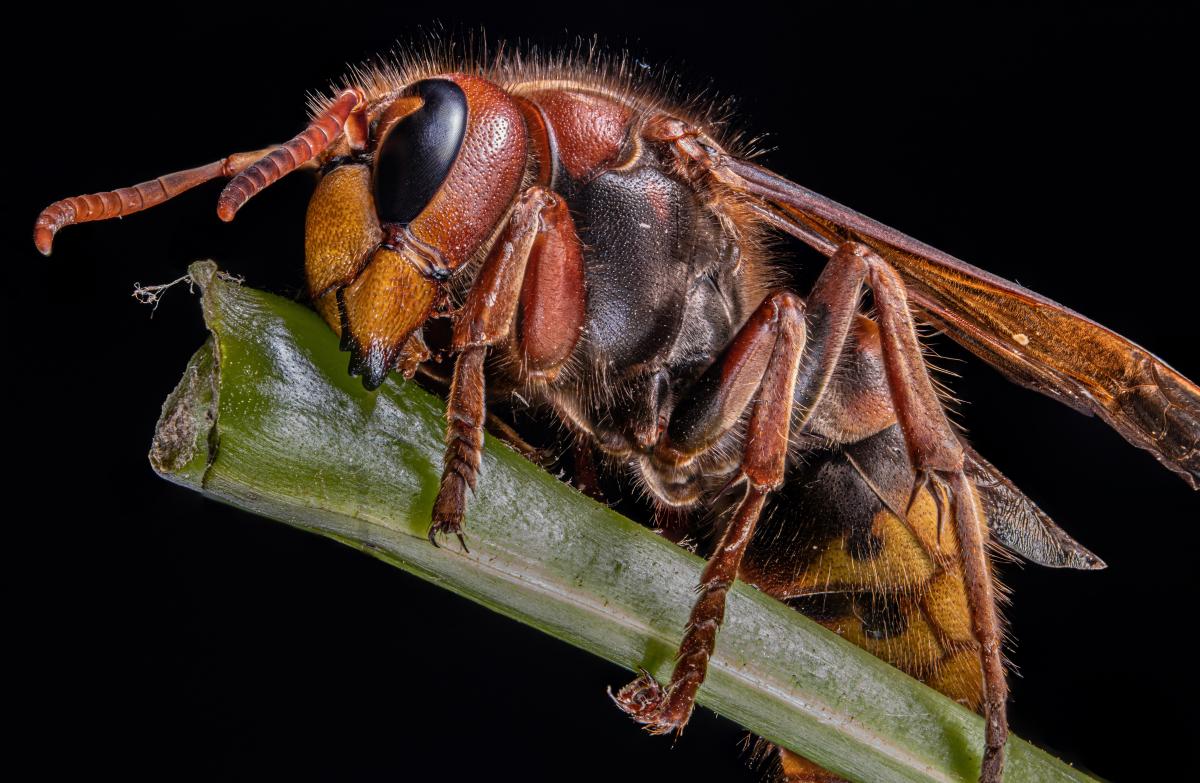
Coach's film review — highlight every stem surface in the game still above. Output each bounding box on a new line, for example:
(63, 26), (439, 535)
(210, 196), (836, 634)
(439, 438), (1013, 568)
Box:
(150, 261), (1097, 783)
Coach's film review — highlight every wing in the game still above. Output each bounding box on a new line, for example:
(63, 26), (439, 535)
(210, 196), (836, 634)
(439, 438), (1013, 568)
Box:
(715, 156), (1200, 488)
(963, 446), (1104, 569)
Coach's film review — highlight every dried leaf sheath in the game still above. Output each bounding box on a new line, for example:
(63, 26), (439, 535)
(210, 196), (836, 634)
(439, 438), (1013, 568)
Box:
(151, 262), (1098, 783)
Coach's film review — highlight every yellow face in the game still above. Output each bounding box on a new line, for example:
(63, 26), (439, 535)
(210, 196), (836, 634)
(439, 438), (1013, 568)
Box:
(301, 74), (529, 391)
(304, 162), (438, 386)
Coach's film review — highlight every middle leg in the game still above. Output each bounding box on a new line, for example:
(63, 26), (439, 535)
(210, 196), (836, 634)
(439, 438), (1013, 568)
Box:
(613, 290), (808, 731)
(615, 242), (1006, 781)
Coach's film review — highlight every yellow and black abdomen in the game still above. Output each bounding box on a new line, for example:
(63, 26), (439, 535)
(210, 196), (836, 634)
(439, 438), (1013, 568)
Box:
(742, 424), (987, 781)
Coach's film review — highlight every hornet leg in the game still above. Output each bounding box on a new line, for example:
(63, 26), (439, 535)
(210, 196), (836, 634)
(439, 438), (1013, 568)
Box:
(616, 241), (1007, 781)
(613, 290), (808, 731)
(429, 187), (585, 547)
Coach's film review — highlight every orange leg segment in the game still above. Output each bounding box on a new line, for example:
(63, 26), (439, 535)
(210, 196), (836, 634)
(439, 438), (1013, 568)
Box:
(428, 187), (586, 547)
(614, 290), (808, 731)
(616, 241), (1007, 780)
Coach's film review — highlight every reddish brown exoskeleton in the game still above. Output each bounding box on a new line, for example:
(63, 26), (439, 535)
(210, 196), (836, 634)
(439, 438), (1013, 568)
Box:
(34, 52), (1199, 783)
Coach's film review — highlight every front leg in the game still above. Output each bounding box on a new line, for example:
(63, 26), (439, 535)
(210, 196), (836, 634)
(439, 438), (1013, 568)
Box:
(428, 187), (585, 547)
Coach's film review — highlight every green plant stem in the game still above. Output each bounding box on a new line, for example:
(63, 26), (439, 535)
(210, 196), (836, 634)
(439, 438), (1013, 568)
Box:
(150, 261), (1097, 783)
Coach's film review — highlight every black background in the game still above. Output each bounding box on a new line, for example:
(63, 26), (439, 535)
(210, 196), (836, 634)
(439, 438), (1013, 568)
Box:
(19, 4), (1197, 781)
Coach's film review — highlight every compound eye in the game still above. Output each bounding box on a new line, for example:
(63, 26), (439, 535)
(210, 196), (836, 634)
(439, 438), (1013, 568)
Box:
(374, 79), (468, 225)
